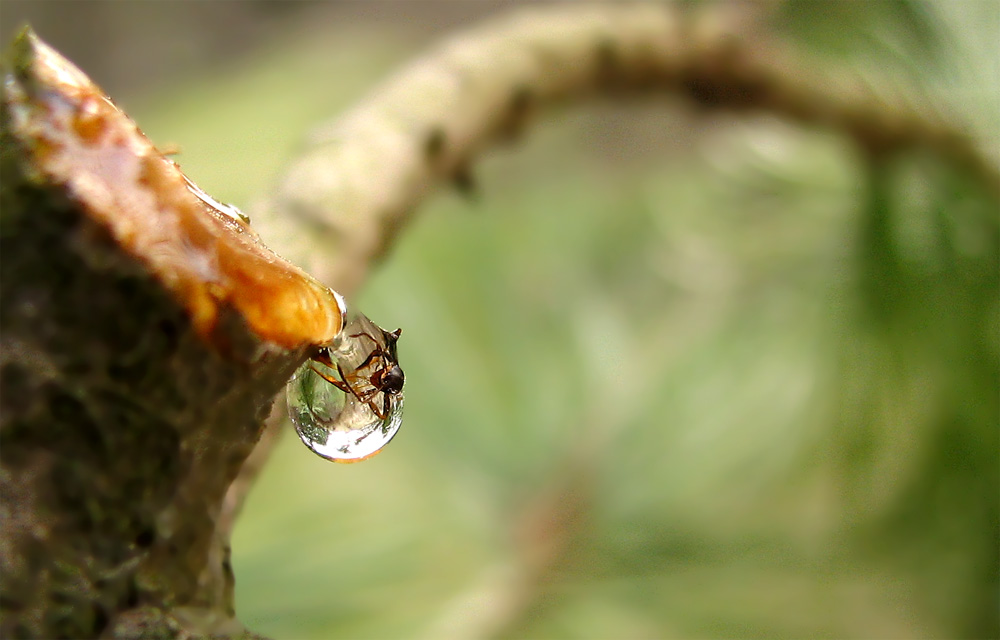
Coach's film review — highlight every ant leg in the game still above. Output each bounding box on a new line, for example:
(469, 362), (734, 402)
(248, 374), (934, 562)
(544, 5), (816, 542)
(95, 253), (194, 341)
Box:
(368, 397), (389, 421)
(354, 382), (384, 404)
(311, 362), (391, 423)
(312, 348), (336, 368)
(312, 363), (378, 406)
(310, 365), (352, 395)
(335, 363), (380, 403)
(348, 331), (379, 347)
(355, 347), (387, 371)
(343, 331), (388, 371)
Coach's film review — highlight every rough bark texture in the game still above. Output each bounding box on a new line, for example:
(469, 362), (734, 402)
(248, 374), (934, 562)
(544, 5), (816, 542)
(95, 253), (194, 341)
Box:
(0, 31), (337, 639)
(0, 165), (288, 637)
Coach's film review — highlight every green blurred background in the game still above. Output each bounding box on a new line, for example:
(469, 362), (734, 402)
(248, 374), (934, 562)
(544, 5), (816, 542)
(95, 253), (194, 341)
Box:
(3, 2), (996, 638)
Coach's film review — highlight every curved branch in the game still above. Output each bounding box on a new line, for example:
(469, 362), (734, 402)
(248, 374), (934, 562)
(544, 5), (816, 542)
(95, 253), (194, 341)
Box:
(253, 3), (997, 298)
(232, 3), (997, 522)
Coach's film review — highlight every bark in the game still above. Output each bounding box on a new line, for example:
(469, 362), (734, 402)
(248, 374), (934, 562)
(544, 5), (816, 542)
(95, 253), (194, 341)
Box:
(0, 4), (994, 639)
(0, 31), (339, 639)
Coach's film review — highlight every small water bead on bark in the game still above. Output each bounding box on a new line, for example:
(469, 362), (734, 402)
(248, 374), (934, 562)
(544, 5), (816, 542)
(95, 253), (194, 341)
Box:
(287, 303), (405, 463)
(184, 176), (251, 225)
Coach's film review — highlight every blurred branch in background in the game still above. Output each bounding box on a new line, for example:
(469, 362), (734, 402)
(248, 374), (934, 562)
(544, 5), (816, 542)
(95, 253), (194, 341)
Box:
(234, 2), (998, 638)
(234, 7), (999, 636)
(251, 2), (998, 296)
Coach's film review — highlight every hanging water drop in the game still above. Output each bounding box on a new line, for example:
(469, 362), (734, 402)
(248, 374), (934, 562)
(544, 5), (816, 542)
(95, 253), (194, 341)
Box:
(287, 303), (405, 463)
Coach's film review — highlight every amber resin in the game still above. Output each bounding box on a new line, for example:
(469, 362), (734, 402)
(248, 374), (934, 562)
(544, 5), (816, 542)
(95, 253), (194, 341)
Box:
(3, 30), (342, 350)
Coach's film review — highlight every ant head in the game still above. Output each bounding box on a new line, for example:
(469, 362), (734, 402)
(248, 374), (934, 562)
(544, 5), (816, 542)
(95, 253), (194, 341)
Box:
(382, 364), (404, 395)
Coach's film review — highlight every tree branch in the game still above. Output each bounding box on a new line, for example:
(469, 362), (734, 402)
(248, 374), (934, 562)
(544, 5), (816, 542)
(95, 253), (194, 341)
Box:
(233, 2), (997, 524)
(1, 30), (341, 639)
(253, 3), (997, 298)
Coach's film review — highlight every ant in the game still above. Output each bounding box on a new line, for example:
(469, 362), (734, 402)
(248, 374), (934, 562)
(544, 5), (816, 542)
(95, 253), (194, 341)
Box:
(311, 327), (404, 421)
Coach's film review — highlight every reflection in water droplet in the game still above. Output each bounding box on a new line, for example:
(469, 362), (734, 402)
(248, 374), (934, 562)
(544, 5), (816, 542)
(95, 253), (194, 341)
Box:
(287, 304), (404, 463)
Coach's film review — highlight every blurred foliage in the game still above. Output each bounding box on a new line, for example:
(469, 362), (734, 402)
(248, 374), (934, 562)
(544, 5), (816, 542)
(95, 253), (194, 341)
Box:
(122, 1), (999, 638)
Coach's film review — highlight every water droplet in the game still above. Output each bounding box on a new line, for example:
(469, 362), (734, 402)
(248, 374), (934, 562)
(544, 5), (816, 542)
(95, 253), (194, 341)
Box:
(184, 175), (251, 225)
(286, 304), (404, 463)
